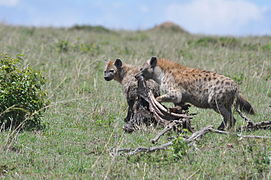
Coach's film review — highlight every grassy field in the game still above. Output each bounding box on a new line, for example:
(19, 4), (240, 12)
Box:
(0, 23), (270, 179)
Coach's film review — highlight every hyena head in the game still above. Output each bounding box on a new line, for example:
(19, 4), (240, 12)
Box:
(104, 59), (123, 81)
(140, 56), (161, 83)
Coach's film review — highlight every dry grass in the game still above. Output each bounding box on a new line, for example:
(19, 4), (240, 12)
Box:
(0, 24), (270, 179)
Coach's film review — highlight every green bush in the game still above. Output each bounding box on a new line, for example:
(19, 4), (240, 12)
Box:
(56, 40), (69, 53)
(69, 25), (112, 33)
(170, 136), (189, 160)
(188, 36), (240, 48)
(225, 73), (244, 85)
(262, 42), (271, 51)
(0, 54), (49, 130)
(55, 40), (101, 55)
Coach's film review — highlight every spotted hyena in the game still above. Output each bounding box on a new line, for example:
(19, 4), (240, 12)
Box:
(104, 59), (160, 123)
(139, 57), (255, 130)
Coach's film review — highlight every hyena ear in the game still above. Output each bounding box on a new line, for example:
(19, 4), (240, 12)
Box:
(150, 56), (157, 68)
(114, 59), (122, 69)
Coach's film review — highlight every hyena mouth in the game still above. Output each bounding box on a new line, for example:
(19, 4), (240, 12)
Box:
(135, 72), (143, 79)
(104, 76), (111, 81)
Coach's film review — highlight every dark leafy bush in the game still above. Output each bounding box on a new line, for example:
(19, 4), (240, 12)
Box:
(262, 42), (271, 51)
(56, 40), (69, 53)
(225, 73), (244, 85)
(188, 36), (240, 48)
(55, 40), (101, 55)
(69, 25), (112, 33)
(218, 37), (240, 47)
(0, 54), (49, 130)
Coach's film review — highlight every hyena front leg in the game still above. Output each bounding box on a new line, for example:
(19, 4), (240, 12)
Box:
(124, 99), (135, 122)
(156, 90), (182, 104)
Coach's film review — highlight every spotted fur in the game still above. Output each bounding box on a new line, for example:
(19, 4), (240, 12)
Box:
(139, 57), (255, 130)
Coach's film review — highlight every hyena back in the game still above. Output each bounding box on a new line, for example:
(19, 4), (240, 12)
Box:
(139, 57), (255, 130)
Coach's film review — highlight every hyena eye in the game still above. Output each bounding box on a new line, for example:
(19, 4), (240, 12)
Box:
(140, 68), (143, 71)
(109, 70), (114, 73)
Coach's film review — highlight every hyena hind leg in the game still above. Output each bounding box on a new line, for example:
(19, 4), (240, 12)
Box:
(214, 105), (236, 130)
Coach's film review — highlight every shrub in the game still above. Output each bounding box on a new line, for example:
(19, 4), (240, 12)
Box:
(56, 40), (69, 53)
(188, 36), (240, 48)
(262, 42), (271, 51)
(170, 136), (189, 160)
(225, 73), (244, 85)
(69, 25), (112, 33)
(55, 40), (101, 55)
(0, 54), (49, 130)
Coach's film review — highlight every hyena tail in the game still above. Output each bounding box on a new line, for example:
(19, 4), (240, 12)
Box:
(235, 94), (255, 115)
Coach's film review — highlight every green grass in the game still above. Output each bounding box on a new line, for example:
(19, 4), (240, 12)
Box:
(0, 24), (270, 179)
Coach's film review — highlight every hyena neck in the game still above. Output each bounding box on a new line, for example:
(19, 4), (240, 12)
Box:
(115, 64), (137, 84)
(156, 60), (188, 85)
(152, 66), (164, 85)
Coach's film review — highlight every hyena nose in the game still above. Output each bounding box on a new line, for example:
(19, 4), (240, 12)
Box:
(104, 76), (110, 81)
(135, 71), (143, 79)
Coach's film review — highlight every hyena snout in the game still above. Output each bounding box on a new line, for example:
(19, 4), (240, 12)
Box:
(138, 69), (153, 80)
(104, 72), (114, 81)
(135, 71), (143, 80)
(104, 76), (111, 81)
